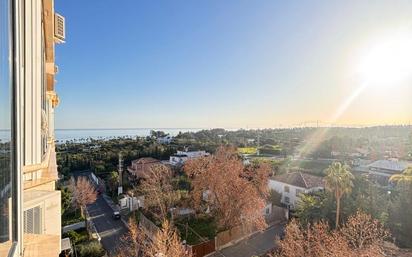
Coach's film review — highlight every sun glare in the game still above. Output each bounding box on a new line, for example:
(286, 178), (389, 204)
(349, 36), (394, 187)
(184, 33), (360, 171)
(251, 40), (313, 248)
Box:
(358, 33), (412, 86)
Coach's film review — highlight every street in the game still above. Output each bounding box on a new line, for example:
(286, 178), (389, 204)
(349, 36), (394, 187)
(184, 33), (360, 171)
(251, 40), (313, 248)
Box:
(209, 224), (284, 257)
(86, 196), (128, 256)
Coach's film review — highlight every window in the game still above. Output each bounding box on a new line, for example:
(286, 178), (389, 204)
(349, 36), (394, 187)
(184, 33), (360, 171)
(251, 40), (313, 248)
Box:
(284, 185), (290, 193)
(284, 196), (290, 204)
(24, 206), (42, 234)
(0, 0), (16, 252)
(296, 189), (303, 196)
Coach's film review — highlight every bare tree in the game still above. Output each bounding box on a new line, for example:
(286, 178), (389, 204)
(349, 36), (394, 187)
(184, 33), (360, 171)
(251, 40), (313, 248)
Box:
(70, 176), (97, 217)
(116, 219), (192, 257)
(147, 219), (193, 257)
(184, 146), (267, 230)
(340, 211), (390, 250)
(269, 211), (390, 257)
(116, 218), (147, 257)
(138, 164), (179, 221)
(270, 219), (352, 257)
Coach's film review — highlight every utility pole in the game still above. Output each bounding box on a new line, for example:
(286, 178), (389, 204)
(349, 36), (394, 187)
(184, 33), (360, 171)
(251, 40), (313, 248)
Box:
(118, 152), (123, 195)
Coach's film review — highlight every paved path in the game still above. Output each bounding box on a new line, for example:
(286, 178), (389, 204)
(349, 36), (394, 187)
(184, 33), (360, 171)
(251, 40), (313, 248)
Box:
(209, 224), (284, 257)
(87, 196), (128, 256)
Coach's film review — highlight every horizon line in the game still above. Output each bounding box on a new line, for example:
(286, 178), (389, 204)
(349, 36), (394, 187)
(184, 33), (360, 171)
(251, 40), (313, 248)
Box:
(52, 124), (412, 131)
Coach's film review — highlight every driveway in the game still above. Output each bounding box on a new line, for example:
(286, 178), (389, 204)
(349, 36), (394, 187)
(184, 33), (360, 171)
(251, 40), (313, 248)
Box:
(87, 196), (128, 256)
(209, 224), (284, 257)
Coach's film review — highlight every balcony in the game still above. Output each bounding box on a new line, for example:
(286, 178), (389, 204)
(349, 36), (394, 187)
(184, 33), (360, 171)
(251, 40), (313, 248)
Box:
(23, 146), (58, 190)
(23, 234), (60, 257)
(0, 241), (13, 257)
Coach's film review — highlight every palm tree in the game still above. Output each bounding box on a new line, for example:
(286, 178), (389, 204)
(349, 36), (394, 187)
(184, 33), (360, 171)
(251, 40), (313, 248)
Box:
(390, 167), (412, 184)
(324, 162), (354, 229)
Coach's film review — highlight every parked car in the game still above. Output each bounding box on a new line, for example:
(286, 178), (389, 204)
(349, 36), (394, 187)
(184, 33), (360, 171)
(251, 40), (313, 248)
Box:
(112, 211), (121, 220)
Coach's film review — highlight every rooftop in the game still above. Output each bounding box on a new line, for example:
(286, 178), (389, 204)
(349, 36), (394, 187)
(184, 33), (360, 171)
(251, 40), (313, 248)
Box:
(132, 157), (160, 164)
(367, 160), (409, 172)
(271, 172), (324, 189)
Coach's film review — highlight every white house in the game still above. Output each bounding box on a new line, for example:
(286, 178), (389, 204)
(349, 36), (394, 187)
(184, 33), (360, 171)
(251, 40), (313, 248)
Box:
(169, 150), (210, 165)
(157, 135), (173, 144)
(268, 172), (324, 210)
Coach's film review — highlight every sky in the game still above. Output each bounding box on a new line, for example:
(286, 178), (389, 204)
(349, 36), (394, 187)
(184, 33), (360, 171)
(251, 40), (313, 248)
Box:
(54, 0), (412, 129)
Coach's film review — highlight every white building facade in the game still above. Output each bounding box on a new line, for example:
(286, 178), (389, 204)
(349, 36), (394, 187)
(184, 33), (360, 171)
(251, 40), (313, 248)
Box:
(169, 150), (210, 166)
(268, 172), (324, 210)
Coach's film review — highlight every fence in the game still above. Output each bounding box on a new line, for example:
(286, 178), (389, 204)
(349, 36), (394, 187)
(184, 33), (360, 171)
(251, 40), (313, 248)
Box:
(62, 221), (86, 233)
(139, 213), (160, 239)
(266, 205), (288, 224)
(215, 223), (257, 250)
(189, 240), (216, 257)
(215, 205), (287, 250)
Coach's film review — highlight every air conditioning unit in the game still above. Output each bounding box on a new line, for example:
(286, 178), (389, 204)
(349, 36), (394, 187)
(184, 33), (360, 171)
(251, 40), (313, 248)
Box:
(54, 13), (65, 43)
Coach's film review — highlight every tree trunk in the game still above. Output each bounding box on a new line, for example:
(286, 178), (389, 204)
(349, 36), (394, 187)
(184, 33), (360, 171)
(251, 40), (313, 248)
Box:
(335, 197), (340, 229)
(80, 205), (84, 218)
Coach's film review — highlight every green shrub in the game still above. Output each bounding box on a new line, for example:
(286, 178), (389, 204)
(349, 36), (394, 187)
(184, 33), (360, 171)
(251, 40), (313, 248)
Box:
(63, 229), (88, 245)
(75, 240), (106, 257)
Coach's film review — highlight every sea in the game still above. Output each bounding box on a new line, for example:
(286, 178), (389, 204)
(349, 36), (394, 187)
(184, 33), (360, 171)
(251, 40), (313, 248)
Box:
(0, 128), (204, 143)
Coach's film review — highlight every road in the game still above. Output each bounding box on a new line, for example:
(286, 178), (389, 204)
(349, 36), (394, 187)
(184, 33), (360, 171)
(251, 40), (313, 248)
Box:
(209, 224), (284, 257)
(87, 196), (128, 256)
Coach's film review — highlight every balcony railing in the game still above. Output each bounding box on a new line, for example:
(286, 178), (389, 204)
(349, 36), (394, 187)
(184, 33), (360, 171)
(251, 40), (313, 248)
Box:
(23, 143), (58, 190)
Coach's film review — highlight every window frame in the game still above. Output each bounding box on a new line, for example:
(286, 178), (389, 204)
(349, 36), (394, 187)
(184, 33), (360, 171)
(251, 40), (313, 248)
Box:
(0, 0), (19, 255)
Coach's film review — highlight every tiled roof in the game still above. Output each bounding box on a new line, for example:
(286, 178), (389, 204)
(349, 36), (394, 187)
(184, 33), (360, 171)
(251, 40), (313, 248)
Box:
(132, 157), (160, 164)
(271, 172), (324, 189)
(367, 160), (408, 172)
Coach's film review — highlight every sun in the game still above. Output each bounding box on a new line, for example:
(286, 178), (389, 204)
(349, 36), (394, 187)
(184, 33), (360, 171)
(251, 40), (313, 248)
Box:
(357, 33), (412, 87)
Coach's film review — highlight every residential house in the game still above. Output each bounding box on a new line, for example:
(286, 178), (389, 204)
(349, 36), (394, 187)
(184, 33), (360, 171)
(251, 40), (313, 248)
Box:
(157, 135), (173, 144)
(169, 150), (210, 166)
(127, 157), (162, 180)
(367, 159), (409, 185)
(268, 172), (324, 210)
(0, 0), (65, 256)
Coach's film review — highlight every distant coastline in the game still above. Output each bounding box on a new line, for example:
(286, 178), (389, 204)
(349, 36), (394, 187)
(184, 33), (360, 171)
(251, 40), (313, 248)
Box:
(54, 128), (204, 142)
(1, 125), (411, 143)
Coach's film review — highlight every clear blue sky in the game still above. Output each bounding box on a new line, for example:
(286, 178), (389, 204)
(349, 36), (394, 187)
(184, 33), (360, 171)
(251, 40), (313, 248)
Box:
(55, 0), (412, 129)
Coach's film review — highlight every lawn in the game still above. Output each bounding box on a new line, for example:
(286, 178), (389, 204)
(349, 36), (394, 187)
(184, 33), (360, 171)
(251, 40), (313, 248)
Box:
(238, 147), (257, 155)
(62, 210), (85, 226)
(175, 216), (217, 245)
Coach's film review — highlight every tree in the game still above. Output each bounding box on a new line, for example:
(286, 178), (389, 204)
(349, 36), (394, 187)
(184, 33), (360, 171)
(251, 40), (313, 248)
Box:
(340, 211), (389, 250)
(390, 167), (412, 184)
(242, 162), (270, 198)
(268, 189), (282, 207)
(388, 173), (412, 248)
(61, 187), (72, 215)
(184, 146), (267, 230)
(295, 191), (334, 226)
(108, 171), (119, 194)
(70, 176), (97, 217)
(324, 162), (354, 228)
(270, 212), (390, 257)
(147, 219), (192, 257)
(270, 219), (352, 257)
(116, 218), (146, 257)
(116, 219), (192, 257)
(138, 164), (179, 221)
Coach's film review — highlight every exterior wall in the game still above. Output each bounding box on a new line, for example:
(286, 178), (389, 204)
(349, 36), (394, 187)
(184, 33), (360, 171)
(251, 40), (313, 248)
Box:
(170, 151), (209, 165)
(23, 190), (61, 236)
(169, 155), (188, 165)
(18, 0), (62, 255)
(268, 179), (307, 209)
